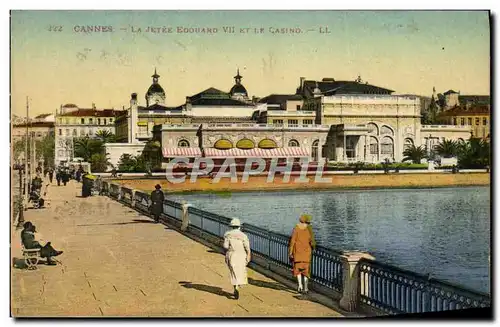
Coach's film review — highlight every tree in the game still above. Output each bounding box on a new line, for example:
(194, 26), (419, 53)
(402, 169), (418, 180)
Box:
(457, 138), (490, 168)
(95, 130), (116, 143)
(90, 153), (111, 172)
(435, 139), (458, 158)
(402, 145), (427, 164)
(12, 135), (55, 167)
(74, 136), (104, 161)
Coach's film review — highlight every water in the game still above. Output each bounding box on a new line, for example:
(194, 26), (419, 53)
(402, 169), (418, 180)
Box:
(170, 186), (491, 294)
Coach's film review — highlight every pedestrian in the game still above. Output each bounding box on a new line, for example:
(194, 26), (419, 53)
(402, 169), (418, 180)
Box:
(289, 214), (316, 294)
(150, 184), (164, 223)
(180, 200), (191, 231)
(56, 169), (61, 186)
(48, 168), (54, 184)
(223, 218), (251, 300)
(62, 169), (69, 186)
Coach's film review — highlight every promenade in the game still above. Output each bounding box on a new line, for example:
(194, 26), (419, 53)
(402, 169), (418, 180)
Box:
(11, 180), (345, 317)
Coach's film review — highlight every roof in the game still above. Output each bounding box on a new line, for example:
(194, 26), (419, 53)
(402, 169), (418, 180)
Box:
(138, 104), (183, 112)
(459, 95), (490, 105)
(35, 113), (52, 119)
(13, 121), (55, 128)
(258, 94), (304, 104)
(188, 87), (252, 107)
(62, 104), (78, 108)
(230, 84), (248, 95)
(438, 105), (490, 117)
(58, 109), (124, 117)
(443, 90), (459, 95)
(301, 80), (394, 97)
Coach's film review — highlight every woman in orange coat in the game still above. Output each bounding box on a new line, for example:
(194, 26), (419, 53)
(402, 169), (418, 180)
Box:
(289, 214), (316, 293)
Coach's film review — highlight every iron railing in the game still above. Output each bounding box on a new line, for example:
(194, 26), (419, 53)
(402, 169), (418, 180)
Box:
(358, 259), (491, 314)
(102, 181), (490, 315)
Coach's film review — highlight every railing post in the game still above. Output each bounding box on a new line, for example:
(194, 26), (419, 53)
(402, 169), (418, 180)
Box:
(131, 189), (136, 207)
(116, 185), (122, 201)
(339, 251), (375, 312)
(181, 201), (190, 232)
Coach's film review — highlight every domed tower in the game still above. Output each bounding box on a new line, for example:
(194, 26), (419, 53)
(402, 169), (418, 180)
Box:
(145, 68), (166, 106)
(229, 69), (250, 102)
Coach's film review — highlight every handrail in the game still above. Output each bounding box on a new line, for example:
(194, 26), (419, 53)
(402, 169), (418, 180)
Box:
(358, 258), (490, 314)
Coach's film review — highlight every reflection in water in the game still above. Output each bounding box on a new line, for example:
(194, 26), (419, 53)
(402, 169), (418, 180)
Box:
(170, 186), (490, 294)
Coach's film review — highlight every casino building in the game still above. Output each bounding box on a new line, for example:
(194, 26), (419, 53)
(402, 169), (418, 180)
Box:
(105, 70), (472, 168)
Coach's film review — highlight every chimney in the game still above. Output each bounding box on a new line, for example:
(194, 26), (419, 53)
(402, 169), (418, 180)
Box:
(300, 77), (305, 92)
(92, 103), (96, 109)
(130, 93), (138, 106)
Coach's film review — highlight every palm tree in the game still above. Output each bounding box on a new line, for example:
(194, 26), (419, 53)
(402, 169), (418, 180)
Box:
(402, 145), (427, 164)
(458, 138), (490, 168)
(95, 130), (115, 143)
(74, 137), (104, 161)
(434, 139), (458, 158)
(90, 153), (111, 172)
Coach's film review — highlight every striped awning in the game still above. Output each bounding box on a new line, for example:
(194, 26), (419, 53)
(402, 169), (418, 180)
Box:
(162, 147), (202, 158)
(204, 147), (310, 158)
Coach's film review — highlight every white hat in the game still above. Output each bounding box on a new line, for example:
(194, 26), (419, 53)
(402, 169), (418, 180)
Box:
(229, 218), (241, 227)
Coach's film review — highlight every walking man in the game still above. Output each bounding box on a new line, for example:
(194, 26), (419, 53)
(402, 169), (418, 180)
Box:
(48, 167), (54, 184)
(223, 218), (251, 300)
(150, 184), (164, 223)
(289, 214), (316, 294)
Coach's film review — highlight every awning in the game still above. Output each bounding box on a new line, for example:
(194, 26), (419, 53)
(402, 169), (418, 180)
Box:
(162, 147), (202, 158)
(204, 147), (310, 158)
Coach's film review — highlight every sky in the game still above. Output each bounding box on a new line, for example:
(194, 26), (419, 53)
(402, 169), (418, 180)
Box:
(10, 10), (490, 117)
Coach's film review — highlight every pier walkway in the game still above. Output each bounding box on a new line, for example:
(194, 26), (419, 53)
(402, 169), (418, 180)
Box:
(11, 180), (346, 317)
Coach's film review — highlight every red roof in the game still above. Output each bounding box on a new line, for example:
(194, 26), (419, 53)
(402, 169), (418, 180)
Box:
(438, 105), (490, 117)
(58, 109), (124, 117)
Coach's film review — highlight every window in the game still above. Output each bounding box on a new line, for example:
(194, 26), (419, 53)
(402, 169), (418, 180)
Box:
(303, 119), (313, 125)
(296, 105), (301, 110)
(73, 129), (77, 136)
(104, 118), (107, 125)
(81, 118), (85, 124)
(460, 118), (465, 125)
(98, 118), (101, 125)
(311, 140), (319, 161)
(453, 118), (457, 125)
(273, 119), (284, 125)
(178, 139), (190, 147)
(109, 118), (113, 123)
(65, 129), (69, 135)
(288, 139), (299, 147)
(369, 137), (378, 154)
(468, 118), (472, 125)
(475, 118), (480, 125)
(58, 129), (62, 136)
(288, 119), (298, 126)
(483, 118), (487, 125)
(89, 118), (93, 125)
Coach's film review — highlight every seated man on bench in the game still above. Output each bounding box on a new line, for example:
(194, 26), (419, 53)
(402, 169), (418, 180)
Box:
(21, 221), (63, 266)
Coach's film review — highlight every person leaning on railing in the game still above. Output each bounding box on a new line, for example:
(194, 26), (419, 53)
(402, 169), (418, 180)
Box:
(289, 214), (316, 294)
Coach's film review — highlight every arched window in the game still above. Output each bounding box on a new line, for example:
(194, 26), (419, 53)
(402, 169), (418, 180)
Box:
(288, 139), (299, 147)
(258, 139), (277, 149)
(369, 136), (378, 155)
(214, 139), (233, 149)
(380, 125), (394, 136)
(381, 136), (394, 156)
(236, 138), (255, 149)
(404, 138), (414, 150)
(367, 123), (379, 135)
(178, 139), (190, 148)
(311, 140), (319, 161)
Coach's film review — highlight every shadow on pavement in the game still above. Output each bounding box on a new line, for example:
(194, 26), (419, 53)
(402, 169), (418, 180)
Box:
(12, 257), (52, 269)
(76, 219), (156, 227)
(178, 281), (234, 299)
(248, 278), (295, 294)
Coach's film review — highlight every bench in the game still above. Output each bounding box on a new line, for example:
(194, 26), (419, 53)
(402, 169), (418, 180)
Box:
(22, 245), (41, 270)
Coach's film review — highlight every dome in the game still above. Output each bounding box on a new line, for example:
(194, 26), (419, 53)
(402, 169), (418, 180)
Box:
(146, 83), (165, 96)
(230, 84), (248, 95)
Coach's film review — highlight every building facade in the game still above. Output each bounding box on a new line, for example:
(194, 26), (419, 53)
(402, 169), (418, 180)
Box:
(436, 105), (490, 139)
(55, 104), (124, 166)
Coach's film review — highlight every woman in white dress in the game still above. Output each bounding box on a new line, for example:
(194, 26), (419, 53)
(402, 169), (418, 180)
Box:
(223, 218), (251, 300)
